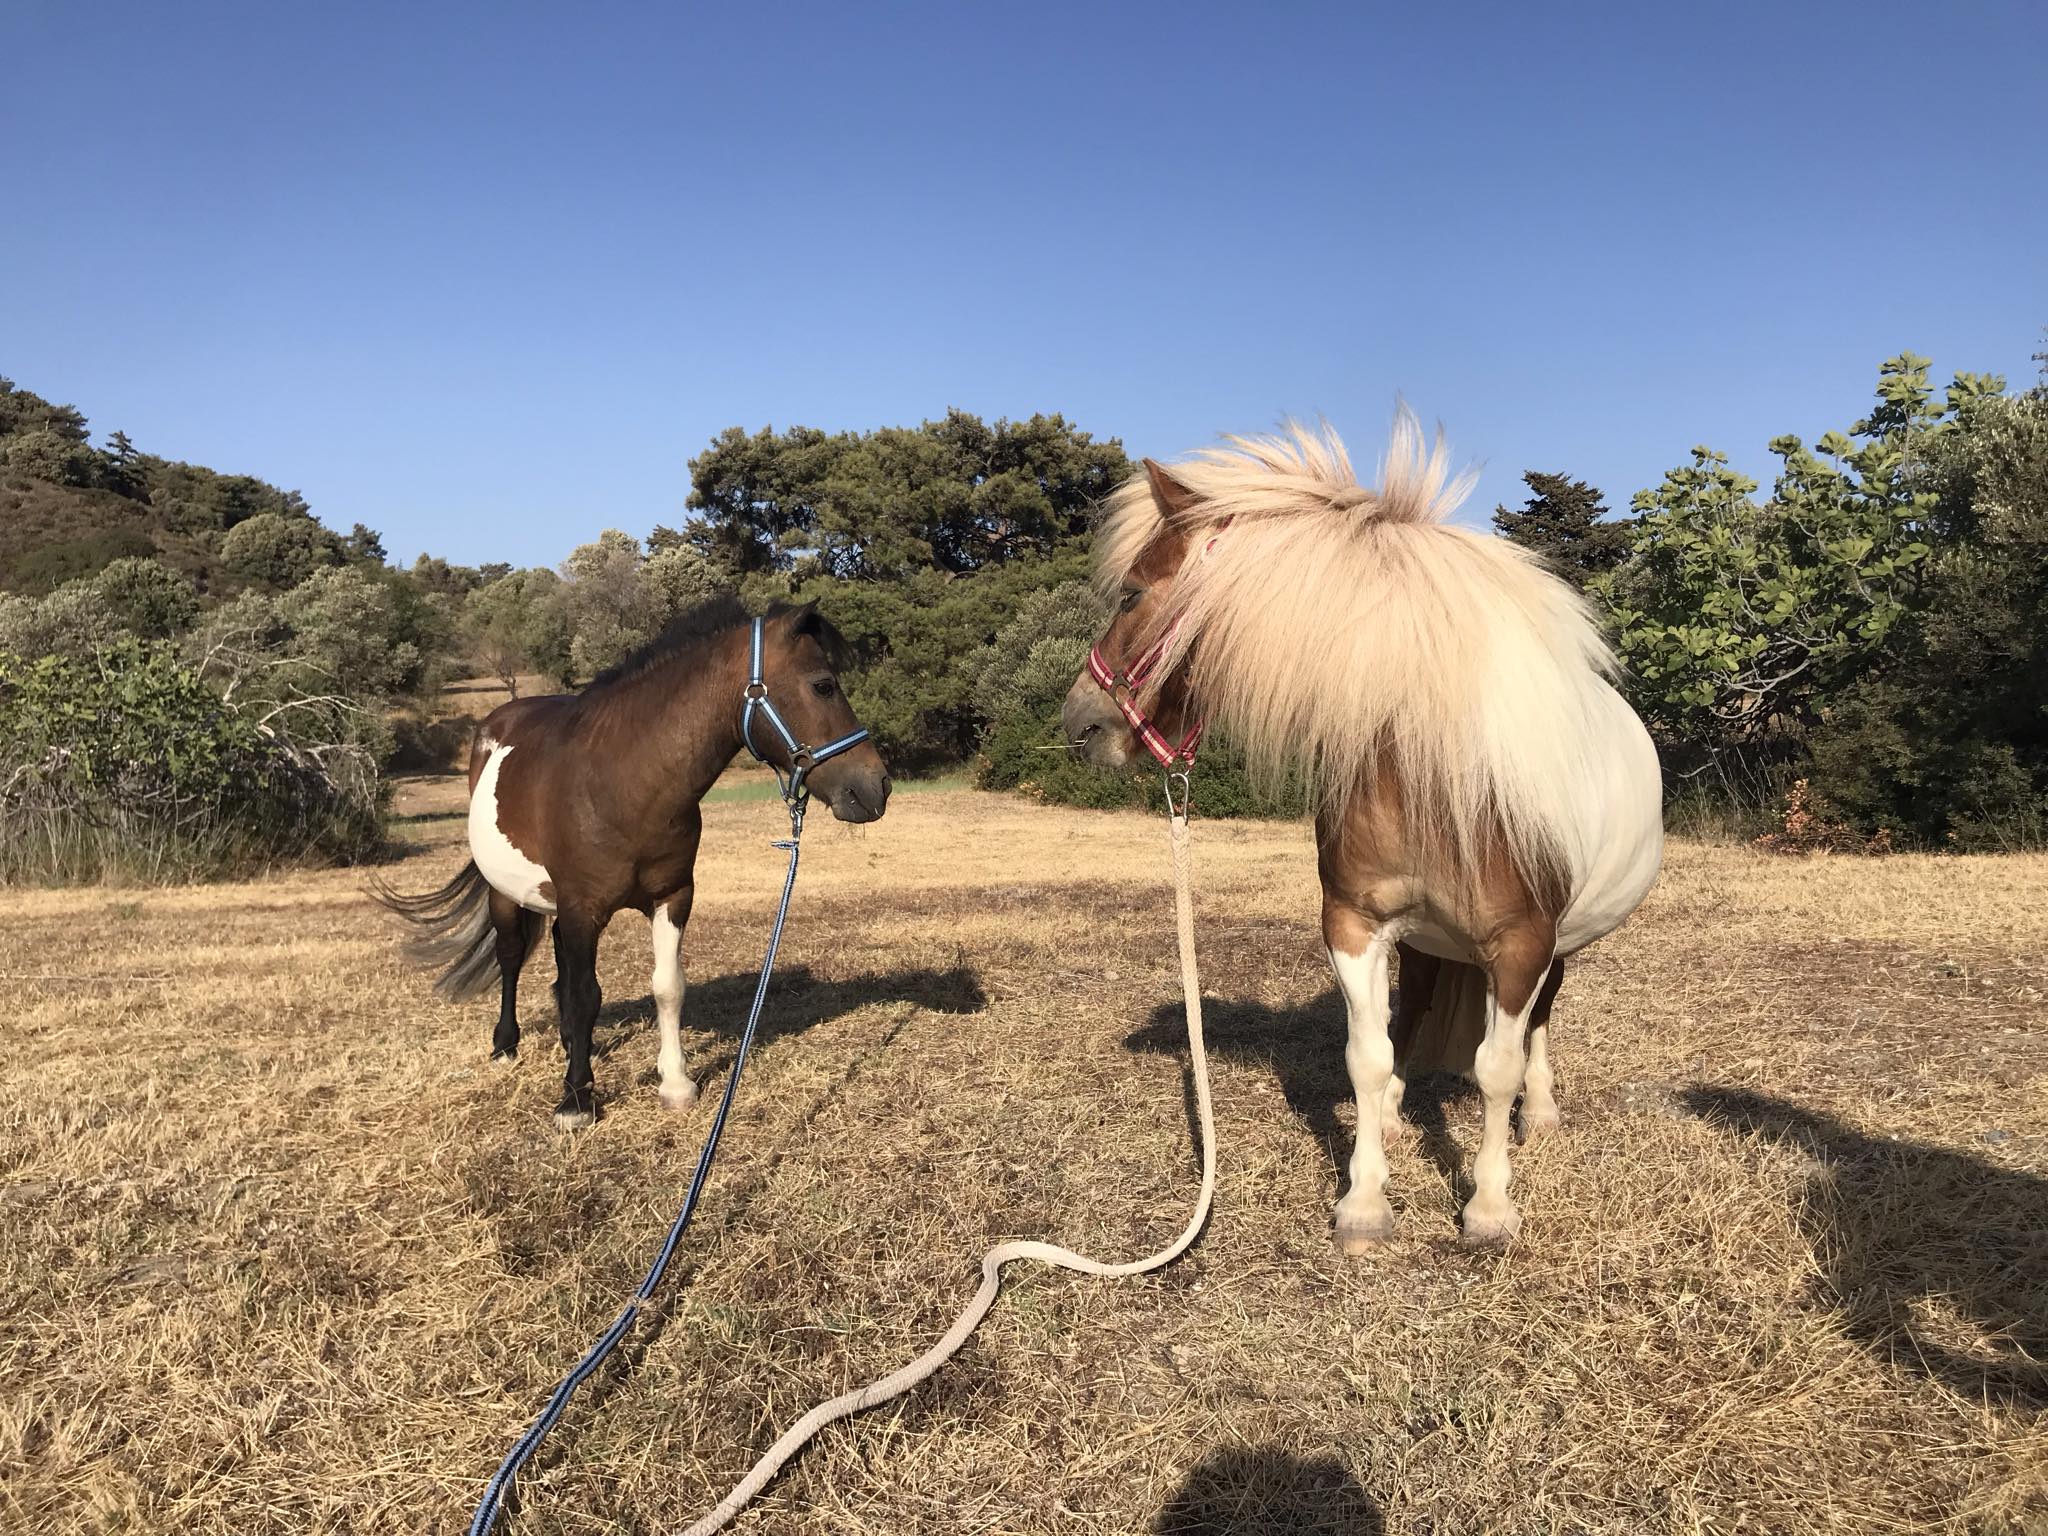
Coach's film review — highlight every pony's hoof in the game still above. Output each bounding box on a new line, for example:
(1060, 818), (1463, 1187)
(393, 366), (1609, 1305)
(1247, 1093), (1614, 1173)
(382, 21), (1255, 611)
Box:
(1460, 1200), (1521, 1247)
(658, 1080), (699, 1113)
(553, 1095), (597, 1131)
(490, 1048), (518, 1067)
(1334, 1207), (1394, 1254)
(1520, 1104), (1562, 1139)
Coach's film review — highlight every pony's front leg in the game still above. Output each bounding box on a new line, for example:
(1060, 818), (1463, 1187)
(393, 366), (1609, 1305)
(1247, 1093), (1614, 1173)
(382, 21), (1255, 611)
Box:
(651, 887), (697, 1111)
(1325, 903), (1400, 1253)
(552, 914), (605, 1131)
(1463, 943), (1553, 1244)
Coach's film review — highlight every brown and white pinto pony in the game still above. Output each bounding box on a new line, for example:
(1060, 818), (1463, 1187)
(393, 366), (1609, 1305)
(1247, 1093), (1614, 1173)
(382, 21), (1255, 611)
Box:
(376, 598), (890, 1130)
(1063, 417), (1663, 1246)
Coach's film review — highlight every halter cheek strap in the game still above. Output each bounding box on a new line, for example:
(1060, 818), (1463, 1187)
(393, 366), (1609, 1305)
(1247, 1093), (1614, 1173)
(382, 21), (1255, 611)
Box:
(1084, 517), (1231, 770)
(741, 617), (871, 803)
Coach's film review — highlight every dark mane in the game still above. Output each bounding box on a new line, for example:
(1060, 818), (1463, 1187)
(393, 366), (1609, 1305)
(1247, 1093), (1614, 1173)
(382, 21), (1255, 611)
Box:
(582, 596), (852, 693)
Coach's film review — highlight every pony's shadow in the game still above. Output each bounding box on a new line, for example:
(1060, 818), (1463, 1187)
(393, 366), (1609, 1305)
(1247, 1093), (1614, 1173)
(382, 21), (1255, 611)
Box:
(1124, 988), (1477, 1207)
(1684, 1086), (2047, 1408)
(590, 963), (987, 1067)
(1154, 1444), (1382, 1534)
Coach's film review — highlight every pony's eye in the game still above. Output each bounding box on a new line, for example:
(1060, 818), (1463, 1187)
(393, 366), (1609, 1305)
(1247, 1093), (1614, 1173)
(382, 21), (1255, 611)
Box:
(811, 678), (837, 698)
(1119, 589), (1144, 612)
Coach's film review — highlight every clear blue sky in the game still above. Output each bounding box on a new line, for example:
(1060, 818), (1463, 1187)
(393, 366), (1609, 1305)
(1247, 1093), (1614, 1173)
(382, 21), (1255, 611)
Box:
(4, 2), (2043, 568)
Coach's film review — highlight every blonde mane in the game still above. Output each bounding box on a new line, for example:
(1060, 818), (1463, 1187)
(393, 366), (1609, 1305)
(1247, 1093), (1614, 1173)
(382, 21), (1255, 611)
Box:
(1097, 412), (1620, 887)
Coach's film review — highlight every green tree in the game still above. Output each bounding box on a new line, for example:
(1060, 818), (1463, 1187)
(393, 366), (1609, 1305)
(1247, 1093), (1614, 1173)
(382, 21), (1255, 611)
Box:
(274, 566), (424, 700)
(90, 556), (200, 639)
(220, 511), (342, 591)
(684, 411), (1129, 581)
(558, 529), (664, 682)
(1600, 353), (2002, 778)
(1491, 472), (1629, 588)
(1, 428), (103, 487)
(0, 378), (90, 443)
(100, 430), (145, 498)
(465, 568), (563, 695)
(343, 523), (388, 564)
(0, 584), (117, 657)
(1803, 383), (2048, 846)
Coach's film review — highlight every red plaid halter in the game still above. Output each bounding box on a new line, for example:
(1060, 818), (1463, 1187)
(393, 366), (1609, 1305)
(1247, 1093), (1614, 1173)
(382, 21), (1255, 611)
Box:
(1084, 519), (1230, 769)
(1086, 621), (1206, 769)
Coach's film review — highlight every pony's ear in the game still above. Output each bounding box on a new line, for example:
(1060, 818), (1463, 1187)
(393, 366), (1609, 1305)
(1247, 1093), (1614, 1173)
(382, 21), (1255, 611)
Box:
(1143, 458), (1200, 519)
(783, 601), (853, 670)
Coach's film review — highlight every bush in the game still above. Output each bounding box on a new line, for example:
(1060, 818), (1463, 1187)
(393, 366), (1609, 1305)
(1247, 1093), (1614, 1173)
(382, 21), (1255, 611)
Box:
(220, 511), (342, 592)
(0, 640), (386, 884)
(1798, 388), (2048, 849)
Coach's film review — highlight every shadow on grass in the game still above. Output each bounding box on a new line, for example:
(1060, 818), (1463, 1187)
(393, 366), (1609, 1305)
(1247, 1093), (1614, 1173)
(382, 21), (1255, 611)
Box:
(1123, 989), (1477, 1207)
(588, 963), (988, 1066)
(1155, 1445), (1381, 1534)
(1684, 1086), (2047, 1408)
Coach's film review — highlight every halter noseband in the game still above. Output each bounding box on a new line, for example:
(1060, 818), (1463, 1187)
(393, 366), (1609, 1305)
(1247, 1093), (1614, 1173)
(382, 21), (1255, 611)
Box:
(1086, 623), (1206, 769)
(741, 616), (871, 804)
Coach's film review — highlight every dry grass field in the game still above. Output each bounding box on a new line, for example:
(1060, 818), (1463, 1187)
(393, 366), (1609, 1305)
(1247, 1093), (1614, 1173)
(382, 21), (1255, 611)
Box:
(3, 779), (2045, 1535)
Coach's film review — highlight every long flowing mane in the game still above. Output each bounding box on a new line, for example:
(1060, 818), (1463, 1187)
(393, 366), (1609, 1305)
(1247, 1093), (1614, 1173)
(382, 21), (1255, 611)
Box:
(1098, 411), (1620, 889)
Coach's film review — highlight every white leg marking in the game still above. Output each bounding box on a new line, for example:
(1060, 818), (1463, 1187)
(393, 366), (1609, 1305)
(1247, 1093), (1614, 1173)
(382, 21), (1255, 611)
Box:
(1522, 1020), (1561, 1136)
(1464, 984), (1540, 1244)
(652, 906), (696, 1111)
(1330, 937), (1398, 1251)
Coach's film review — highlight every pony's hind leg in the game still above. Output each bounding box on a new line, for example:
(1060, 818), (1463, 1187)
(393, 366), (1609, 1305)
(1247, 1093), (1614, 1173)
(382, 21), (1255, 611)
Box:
(1520, 958), (1567, 1138)
(1387, 943), (1441, 1144)
(651, 887), (697, 1112)
(1464, 934), (1555, 1245)
(1325, 902), (1402, 1252)
(488, 892), (537, 1063)
(552, 914), (605, 1131)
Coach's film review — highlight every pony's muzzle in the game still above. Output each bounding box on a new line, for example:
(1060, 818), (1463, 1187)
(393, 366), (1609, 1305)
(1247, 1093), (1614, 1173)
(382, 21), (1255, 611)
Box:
(825, 761), (891, 824)
(1061, 675), (1132, 768)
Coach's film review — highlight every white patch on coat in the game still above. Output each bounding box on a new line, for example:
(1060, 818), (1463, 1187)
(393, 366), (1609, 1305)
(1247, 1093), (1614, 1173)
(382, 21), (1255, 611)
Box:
(468, 744), (556, 914)
(1396, 682), (1663, 966)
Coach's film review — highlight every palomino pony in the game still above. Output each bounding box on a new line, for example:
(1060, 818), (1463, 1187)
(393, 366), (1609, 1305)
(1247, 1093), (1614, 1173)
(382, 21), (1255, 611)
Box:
(1063, 417), (1663, 1245)
(376, 597), (890, 1129)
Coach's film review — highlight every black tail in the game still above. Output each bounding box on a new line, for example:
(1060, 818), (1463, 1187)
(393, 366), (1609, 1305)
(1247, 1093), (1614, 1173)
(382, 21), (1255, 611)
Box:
(368, 861), (542, 1002)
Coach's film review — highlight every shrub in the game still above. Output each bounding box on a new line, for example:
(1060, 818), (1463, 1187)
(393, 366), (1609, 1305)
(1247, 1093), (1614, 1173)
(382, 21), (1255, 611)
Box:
(220, 511), (342, 591)
(1753, 780), (1894, 856)
(0, 640), (386, 884)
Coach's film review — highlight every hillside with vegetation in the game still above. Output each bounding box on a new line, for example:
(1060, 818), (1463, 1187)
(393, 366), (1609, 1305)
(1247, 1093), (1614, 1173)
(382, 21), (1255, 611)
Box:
(0, 341), (2041, 884)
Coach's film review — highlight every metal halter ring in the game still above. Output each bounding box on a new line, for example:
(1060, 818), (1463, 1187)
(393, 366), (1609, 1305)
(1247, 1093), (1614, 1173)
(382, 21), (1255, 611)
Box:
(740, 616), (870, 805)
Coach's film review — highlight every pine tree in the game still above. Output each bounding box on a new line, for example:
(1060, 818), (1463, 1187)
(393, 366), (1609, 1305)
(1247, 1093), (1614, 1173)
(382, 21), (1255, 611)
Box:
(1491, 471), (1630, 588)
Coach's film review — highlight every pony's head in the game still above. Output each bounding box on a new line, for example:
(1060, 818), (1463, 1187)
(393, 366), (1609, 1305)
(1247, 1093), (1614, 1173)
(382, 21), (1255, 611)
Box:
(757, 604), (892, 823)
(1061, 459), (1209, 770)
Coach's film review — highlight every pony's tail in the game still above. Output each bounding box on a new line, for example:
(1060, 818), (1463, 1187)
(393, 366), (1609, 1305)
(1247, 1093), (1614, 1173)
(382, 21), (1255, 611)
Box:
(367, 861), (540, 1002)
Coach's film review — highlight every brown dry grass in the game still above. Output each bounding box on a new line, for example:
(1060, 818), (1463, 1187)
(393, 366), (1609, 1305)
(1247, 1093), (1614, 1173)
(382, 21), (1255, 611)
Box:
(3, 784), (2044, 1535)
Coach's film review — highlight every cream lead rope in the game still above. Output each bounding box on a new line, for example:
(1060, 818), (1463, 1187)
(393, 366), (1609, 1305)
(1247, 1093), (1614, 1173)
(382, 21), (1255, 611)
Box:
(680, 803), (1216, 1536)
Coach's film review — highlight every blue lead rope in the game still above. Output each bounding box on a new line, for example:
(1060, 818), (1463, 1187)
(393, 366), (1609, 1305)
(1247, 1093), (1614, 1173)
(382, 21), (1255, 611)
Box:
(467, 798), (809, 1536)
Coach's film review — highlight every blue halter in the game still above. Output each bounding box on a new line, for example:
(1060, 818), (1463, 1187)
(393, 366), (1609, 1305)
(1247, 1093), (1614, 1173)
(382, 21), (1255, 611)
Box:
(740, 616), (870, 804)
